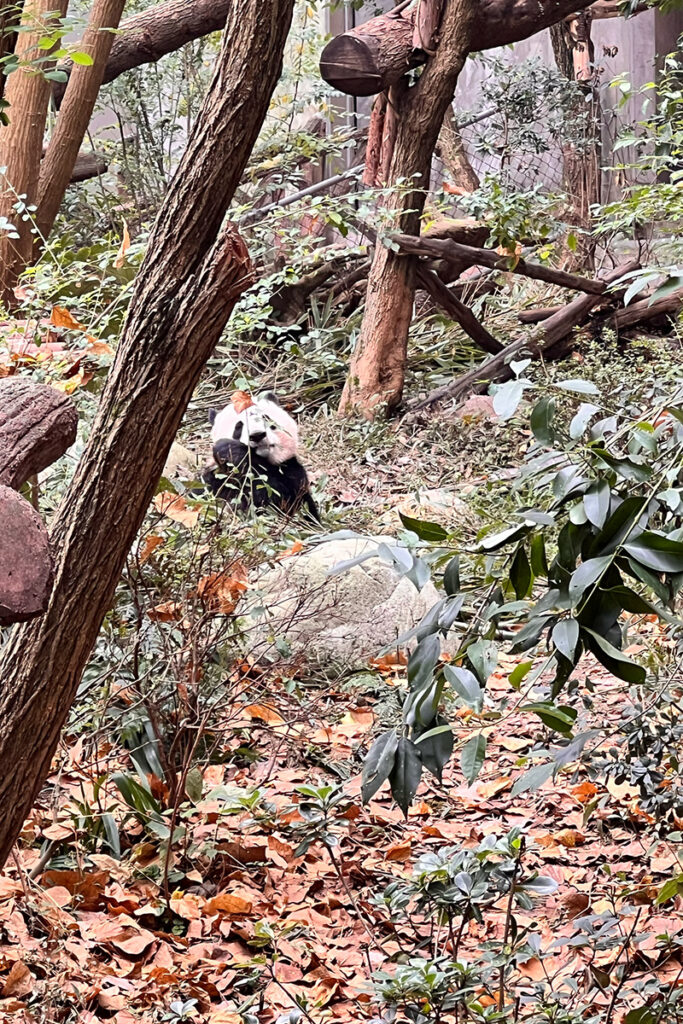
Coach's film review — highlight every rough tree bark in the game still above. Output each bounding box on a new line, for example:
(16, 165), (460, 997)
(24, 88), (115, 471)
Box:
(0, 0), (295, 869)
(0, 0), (69, 305)
(339, 0), (477, 417)
(550, 13), (601, 268)
(36, 0), (126, 241)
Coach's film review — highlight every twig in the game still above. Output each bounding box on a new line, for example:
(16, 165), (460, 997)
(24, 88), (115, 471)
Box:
(498, 838), (525, 1011)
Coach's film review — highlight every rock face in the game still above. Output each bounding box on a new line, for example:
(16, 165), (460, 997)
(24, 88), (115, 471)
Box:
(0, 484), (54, 625)
(246, 535), (443, 668)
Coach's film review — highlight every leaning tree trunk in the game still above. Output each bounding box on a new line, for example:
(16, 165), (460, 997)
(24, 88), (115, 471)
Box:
(339, 0), (476, 417)
(36, 0), (126, 242)
(0, 0), (69, 305)
(0, 0), (295, 869)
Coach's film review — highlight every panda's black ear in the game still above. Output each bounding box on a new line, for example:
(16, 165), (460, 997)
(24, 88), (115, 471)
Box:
(262, 391), (281, 407)
(208, 408), (217, 425)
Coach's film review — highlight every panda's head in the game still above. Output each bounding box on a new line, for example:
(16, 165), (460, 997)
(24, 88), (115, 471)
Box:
(209, 392), (299, 466)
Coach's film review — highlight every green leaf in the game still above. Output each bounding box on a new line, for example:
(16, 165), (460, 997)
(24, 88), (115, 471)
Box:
(592, 496), (646, 554)
(623, 531), (683, 574)
(656, 874), (683, 905)
(399, 512), (448, 542)
(101, 813), (121, 858)
(389, 738), (423, 815)
(362, 730), (399, 803)
(444, 664), (484, 711)
(511, 762), (554, 796)
(184, 767), (204, 803)
(530, 397), (556, 444)
(555, 378), (600, 395)
(582, 627), (646, 684)
(552, 619), (579, 663)
(509, 660), (532, 688)
(407, 634), (440, 692)
(476, 522), (529, 552)
(444, 555), (460, 595)
(650, 274), (683, 304)
(416, 718), (454, 782)
(569, 555), (612, 603)
(623, 1010), (655, 1024)
(461, 734), (487, 784)
(493, 379), (528, 420)
(510, 545), (532, 599)
(570, 402), (601, 440)
(530, 534), (548, 577)
(583, 480), (611, 529)
(521, 702), (577, 734)
(71, 51), (94, 66)
(466, 637), (497, 683)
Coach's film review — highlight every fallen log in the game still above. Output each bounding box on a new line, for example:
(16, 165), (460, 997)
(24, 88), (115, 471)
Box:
(0, 379), (77, 624)
(410, 260), (639, 412)
(518, 306), (562, 324)
(320, 0), (596, 96)
(612, 287), (683, 329)
(70, 151), (109, 183)
(394, 233), (607, 294)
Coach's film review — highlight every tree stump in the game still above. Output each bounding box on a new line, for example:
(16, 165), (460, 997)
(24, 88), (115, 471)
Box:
(0, 378), (77, 624)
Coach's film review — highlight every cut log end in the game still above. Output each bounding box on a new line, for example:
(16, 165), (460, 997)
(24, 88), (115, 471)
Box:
(320, 35), (410, 96)
(0, 485), (53, 625)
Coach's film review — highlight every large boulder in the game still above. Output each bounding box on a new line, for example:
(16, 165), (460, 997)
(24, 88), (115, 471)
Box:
(246, 535), (445, 668)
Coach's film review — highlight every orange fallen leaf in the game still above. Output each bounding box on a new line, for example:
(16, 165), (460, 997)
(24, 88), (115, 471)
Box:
(139, 534), (165, 563)
(571, 780), (598, 803)
(85, 336), (114, 356)
(170, 892), (204, 920)
(561, 891), (590, 919)
(147, 601), (183, 623)
(206, 892), (252, 916)
(277, 540), (303, 560)
(41, 868), (108, 909)
(50, 306), (84, 331)
(153, 491), (200, 528)
(197, 563), (248, 615)
(243, 703), (286, 725)
(1, 961), (33, 998)
(231, 389), (253, 413)
(385, 839), (411, 862)
(114, 221), (131, 268)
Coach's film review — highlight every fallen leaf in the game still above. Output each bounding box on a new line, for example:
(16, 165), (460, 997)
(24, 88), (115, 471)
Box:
(139, 534), (165, 563)
(206, 892), (252, 916)
(277, 540), (303, 560)
(114, 221), (131, 268)
(153, 492), (200, 528)
(147, 601), (184, 623)
(243, 704), (286, 726)
(197, 563), (248, 615)
(385, 839), (412, 862)
(1, 961), (33, 998)
(571, 781), (598, 803)
(50, 306), (84, 331)
(111, 928), (155, 957)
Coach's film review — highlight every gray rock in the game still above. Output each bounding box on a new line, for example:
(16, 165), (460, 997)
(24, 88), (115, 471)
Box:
(245, 535), (445, 668)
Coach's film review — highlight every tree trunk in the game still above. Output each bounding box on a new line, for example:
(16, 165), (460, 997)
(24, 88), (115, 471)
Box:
(0, 1), (25, 107)
(320, 0), (596, 96)
(0, 0), (295, 871)
(36, 0), (126, 242)
(0, 0), (69, 305)
(437, 105), (479, 191)
(339, 0), (476, 417)
(550, 15), (601, 268)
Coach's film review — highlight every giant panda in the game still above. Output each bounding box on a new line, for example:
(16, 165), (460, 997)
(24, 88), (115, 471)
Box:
(202, 392), (320, 522)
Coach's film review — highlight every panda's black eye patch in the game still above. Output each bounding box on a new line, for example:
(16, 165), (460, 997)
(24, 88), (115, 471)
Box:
(233, 421), (244, 441)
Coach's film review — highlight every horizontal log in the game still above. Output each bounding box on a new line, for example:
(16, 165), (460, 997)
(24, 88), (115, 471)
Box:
(393, 233), (607, 294)
(613, 287), (683, 328)
(320, 0), (596, 96)
(0, 484), (53, 625)
(410, 260), (639, 411)
(518, 306), (562, 323)
(0, 379), (78, 490)
(70, 151), (108, 183)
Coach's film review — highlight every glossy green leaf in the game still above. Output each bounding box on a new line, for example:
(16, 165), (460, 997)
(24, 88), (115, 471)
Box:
(415, 718), (453, 782)
(552, 618), (579, 662)
(362, 730), (399, 803)
(569, 555), (612, 603)
(461, 734), (487, 784)
(399, 512), (448, 542)
(624, 531), (683, 573)
(444, 664), (484, 711)
(583, 479), (611, 529)
(389, 738), (423, 815)
(510, 545), (532, 599)
(570, 402), (600, 440)
(511, 762), (554, 796)
(521, 702), (577, 734)
(582, 627), (646, 683)
(530, 397), (556, 444)
(444, 555), (460, 595)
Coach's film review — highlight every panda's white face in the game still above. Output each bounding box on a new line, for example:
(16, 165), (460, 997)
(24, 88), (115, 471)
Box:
(210, 396), (299, 466)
